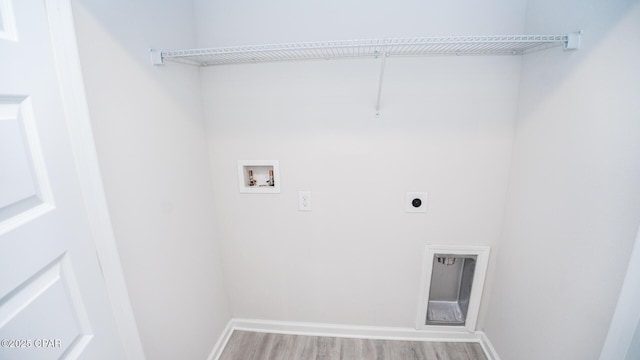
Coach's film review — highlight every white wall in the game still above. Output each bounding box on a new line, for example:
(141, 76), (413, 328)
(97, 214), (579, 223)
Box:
(196, 0), (526, 328)
(484, 0), (640, 359)
(194, 0), (525, 47)
(71, 1), (230, 359)
(67, 0), (640, 357)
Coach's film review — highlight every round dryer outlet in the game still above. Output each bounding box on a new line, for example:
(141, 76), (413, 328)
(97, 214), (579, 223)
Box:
(406, 192), (428, 213)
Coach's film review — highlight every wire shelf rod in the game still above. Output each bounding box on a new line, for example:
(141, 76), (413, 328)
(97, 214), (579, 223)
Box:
(153, 33), (578, 66)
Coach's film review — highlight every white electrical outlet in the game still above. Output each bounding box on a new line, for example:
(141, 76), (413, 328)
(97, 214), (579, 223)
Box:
(406, 192), (428, 213)
(299, 191), (312, 211)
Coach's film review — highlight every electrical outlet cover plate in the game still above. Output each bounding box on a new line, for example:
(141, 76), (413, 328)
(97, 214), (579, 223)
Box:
(298, 191), (312, 211)
(406, 192), (428, 213)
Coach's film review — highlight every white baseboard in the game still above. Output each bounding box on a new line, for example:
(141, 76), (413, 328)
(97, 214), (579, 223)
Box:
(477, 331), (501, 360)
(206, 319), (234, 360)
(232, 318), (481, 342)
(207, 318), (500, 360)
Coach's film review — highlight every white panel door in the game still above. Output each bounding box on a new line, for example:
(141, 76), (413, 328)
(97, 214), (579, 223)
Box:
(0, 0), (127, 359)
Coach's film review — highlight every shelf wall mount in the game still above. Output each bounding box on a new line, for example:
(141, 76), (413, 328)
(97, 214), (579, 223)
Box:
(150, 32), (581, 66)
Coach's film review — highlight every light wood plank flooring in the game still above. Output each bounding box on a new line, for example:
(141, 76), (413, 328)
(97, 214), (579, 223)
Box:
(219, 330), (488, 360)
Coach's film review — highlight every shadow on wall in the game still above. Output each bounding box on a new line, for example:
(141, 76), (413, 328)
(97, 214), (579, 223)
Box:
(71, 0), (202, 124)
(70, 1), (231, 360)
(485, 1), (640, 359)
(516, 0), (639, 115)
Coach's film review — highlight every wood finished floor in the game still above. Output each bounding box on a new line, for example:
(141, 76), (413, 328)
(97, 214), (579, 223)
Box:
(219, 330), (488, 360)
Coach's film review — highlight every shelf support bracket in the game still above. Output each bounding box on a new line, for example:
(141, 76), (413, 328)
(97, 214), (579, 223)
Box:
(150, 49), (164, 65)
(564, 31), (582, 50)
(375, 50), (388, 117)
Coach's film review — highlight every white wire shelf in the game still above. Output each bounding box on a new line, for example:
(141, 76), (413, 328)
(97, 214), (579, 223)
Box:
(151, 33), (581, 66)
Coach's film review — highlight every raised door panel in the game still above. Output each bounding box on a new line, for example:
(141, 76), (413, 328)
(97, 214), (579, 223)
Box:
(0, 96), (54, 235)
(0, 0), (18, 41)
(0, 255), (92, 359)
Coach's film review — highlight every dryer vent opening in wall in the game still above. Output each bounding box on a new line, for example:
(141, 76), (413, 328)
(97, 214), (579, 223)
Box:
(417, 245), (490, 332)
(427, 255), (477, 326)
